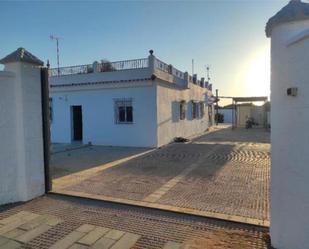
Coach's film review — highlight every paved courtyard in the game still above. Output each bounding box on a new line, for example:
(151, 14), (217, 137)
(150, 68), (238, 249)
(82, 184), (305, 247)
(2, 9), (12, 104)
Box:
(0, 195), (271, 249)
(53, 126), (270, 226)
(51, 145), (150, 179)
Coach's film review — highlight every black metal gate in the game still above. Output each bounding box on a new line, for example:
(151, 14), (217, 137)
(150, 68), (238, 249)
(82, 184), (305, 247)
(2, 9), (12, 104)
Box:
(41, 67), (51, 192)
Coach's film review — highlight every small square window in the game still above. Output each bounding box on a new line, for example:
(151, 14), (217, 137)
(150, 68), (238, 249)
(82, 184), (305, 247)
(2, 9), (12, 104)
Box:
(115, 99), (133, 124)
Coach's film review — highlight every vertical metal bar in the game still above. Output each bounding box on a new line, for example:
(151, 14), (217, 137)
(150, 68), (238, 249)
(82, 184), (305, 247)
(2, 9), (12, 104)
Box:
(232, 99), (235, 130)
(215, 89), (219, 126)
(56, 39), (60, 76)
(40, 68), (51, 192)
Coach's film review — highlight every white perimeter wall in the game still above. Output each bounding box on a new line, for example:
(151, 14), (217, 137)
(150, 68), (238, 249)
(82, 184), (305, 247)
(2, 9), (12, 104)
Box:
(0, 62), (45, 204)
(156, 81), (209, 147)
(270, 20), (309, 249)
(51, 83), (157, 147)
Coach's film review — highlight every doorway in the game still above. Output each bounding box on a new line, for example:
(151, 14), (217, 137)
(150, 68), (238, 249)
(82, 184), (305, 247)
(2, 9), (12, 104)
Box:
(72, 105), (83, 141)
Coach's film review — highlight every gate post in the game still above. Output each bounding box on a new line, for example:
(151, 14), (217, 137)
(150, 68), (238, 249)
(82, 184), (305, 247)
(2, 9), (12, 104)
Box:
(266, 1), (309, 248)
(0, 48), (47, 204)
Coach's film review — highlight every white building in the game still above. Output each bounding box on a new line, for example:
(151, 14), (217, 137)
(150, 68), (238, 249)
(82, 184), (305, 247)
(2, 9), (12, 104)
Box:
(49, 51), (214, 147)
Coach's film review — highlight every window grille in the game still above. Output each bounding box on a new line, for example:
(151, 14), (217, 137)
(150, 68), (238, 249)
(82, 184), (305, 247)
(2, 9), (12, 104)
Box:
(114, 99), (133, 124)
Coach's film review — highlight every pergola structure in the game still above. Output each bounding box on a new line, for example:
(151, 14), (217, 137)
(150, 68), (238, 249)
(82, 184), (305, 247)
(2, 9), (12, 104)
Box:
(219, 96), (268, 129)
(232, 96), (268, 129)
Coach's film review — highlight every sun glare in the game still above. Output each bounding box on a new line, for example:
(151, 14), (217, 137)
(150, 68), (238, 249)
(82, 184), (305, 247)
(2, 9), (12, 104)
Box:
(244, 47), (270, 99)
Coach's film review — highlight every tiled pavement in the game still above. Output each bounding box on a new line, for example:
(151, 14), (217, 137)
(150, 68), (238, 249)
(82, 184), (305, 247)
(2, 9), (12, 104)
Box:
(53, 126), (270, 226)
(0, 195), (271, 249)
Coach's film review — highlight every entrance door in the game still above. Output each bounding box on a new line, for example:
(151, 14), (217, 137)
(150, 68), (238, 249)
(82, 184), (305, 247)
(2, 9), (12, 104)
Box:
(72, 106), (83, 141)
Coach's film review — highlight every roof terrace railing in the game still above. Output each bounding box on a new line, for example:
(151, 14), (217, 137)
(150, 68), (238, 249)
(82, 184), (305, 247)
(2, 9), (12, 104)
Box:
(49, 58), (149, 77)
(155, 58), (185, 80)
(49, 56), (208, 88)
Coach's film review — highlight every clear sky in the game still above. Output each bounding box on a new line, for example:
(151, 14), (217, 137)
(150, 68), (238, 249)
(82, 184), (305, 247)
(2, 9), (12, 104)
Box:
(1, 0), (288, 105)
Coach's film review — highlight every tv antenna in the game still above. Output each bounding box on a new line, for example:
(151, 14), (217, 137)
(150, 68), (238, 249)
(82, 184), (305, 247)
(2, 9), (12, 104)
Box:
(50, 35), (61, 75)
(206, 65), (211, 82)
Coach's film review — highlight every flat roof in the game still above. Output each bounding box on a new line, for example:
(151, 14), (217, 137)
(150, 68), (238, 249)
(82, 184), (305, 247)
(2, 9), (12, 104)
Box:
(233, 97), (268, 102)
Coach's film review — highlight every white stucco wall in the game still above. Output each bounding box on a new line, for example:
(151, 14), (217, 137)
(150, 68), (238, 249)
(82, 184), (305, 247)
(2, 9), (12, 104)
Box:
(0, 62), (45, 205)
(270, 20), (309, 249)
(51, 82), (157, 147)
(156, 81), (210, 147)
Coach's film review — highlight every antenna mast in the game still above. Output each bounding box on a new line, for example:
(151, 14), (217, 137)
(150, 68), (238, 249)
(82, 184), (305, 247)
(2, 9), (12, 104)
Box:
(50, 35), (61, 75)
(206, 65), (211, 82)
(192, 59), (194, 75)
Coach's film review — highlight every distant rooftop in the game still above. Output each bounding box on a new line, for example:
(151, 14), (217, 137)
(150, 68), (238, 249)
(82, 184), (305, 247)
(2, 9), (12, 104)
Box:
(0, 47), (43, 66)
(266, 0), (309, 37)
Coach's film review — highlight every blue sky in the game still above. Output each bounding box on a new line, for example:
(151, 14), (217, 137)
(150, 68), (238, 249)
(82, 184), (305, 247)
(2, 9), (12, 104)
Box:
(0, 0), (287, 104)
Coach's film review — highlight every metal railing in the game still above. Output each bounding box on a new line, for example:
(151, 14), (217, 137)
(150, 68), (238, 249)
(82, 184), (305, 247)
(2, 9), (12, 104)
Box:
(106, 58), (148, 71)
(49, 64), (92, 76)
(155, 58), (170, 73)
(155, 58), (185, 80)
(49, 58), (149, 77)
(172, 67), (184, 79)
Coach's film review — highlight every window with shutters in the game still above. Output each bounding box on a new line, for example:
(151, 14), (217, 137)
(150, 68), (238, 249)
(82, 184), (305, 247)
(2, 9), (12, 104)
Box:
(180, 101), (186, 120)
(192, 101), (197, 119)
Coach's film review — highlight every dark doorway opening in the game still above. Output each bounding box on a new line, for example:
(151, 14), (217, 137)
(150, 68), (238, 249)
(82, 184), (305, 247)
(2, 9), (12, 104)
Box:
(72, 105), (83, 141)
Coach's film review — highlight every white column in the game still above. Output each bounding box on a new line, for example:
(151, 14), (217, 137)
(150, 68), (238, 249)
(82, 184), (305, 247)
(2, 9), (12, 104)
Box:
(0, 61), (45, 204)
(270, 19), (309, 249)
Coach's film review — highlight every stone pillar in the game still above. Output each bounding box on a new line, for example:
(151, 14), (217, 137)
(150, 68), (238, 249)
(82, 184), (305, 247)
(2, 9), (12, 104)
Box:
(184, 72), (189, 88)
(0, 48), (45, 204)
(148, 50), (156, 76)
(201, 77), (205, 88)
(266, 1), (309, 248)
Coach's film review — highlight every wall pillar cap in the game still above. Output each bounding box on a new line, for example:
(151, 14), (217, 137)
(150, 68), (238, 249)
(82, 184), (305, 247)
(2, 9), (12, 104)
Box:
(266, 0), (309, 37)
(0, 48), (44, 66)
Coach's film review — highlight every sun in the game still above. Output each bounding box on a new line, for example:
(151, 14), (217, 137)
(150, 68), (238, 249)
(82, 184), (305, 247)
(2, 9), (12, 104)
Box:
(245, 47), (270, 99)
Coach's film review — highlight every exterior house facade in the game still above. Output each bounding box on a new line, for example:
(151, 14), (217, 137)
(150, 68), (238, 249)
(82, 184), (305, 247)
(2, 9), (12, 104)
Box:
(49, 51), (214, 147)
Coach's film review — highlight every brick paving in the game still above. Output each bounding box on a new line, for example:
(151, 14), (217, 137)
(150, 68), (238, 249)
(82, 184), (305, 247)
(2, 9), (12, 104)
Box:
(158, 147), (269, 220)
(63, 144), (213, 201)
(56, 126), (270, 223)
(0, 195), (271, 249)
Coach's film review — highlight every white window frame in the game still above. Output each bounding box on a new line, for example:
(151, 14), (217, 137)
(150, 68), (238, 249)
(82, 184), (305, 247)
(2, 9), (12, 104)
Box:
(114, 98), (134, 124)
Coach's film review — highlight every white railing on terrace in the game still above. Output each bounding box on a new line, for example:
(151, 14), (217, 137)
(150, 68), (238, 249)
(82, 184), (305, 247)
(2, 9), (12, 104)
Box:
(49, 56), (203, 87)
(155, 58), (185, 79)
(49, 58), (149, 77)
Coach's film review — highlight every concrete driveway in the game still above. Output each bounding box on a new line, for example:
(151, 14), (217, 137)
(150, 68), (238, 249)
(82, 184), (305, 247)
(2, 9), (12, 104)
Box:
(52, 126), (270, 226)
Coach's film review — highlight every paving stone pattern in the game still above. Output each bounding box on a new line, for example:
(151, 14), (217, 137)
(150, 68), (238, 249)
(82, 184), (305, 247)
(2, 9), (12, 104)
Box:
(65, 144), (214, 201)
(0, 211), (62, 249)
(158, 146), (270, 220)
(0, 195), (271, 248)
(63, 127), (270, 221)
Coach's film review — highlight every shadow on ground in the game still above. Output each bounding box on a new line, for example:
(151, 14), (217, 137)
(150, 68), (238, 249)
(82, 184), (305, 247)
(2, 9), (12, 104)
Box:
(50, 145), (150, 179)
